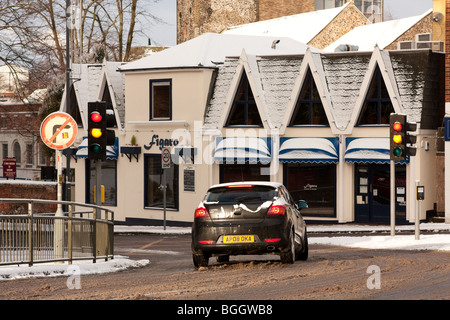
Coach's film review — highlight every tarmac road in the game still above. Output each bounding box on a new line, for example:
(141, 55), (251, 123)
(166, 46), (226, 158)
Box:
(0, 233), (449, 301)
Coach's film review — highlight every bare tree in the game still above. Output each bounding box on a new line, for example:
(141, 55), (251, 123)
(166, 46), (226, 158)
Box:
(0, 0), (162, 92)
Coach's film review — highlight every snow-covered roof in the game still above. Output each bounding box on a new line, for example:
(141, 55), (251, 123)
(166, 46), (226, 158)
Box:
(61, 61), (125, 129)
(204, 48), (444, 134)
(324, 9), (432, 52)
(119, 33), (320, 72)
(222, 2), (354, 44)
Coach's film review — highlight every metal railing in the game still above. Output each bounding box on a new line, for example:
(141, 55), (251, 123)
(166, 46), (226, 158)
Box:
(0, 198), (114, 266)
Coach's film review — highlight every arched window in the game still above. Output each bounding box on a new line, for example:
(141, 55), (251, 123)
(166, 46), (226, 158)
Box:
(289, 68), (328, 126)
(13, 141), (21, 164)
(357, 65), (394, 125)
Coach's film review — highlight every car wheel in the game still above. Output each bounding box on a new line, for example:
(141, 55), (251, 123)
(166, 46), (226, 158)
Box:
(296, 233), (308, 261)
(193, 252), (209, 268)
(280, 230), (295, 264)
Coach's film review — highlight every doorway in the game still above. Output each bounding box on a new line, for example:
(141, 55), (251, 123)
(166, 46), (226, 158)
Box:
(355, 164), (406, 224)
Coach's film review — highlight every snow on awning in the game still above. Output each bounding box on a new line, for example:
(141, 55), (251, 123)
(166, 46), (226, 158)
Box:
(214, 137), (271, 164)
(76, 137), (119, 160)
(279, 138), (339, 163)
(345, 138), (408, 164)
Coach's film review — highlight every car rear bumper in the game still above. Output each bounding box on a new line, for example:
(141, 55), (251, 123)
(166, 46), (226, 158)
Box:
(192, 217), (291, 255)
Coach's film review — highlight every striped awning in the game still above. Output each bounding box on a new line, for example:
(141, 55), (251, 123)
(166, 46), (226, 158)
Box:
(345, 138), (408, 164)
(214, 137), (271, 164)
(279, 138), (339, 163)
(76, 137), (119, 160)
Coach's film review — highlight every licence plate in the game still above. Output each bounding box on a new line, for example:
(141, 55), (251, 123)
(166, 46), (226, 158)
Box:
(223, 235), (255, 243)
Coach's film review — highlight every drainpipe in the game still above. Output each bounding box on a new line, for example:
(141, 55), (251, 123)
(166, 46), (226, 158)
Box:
(338, 134), (345, 223)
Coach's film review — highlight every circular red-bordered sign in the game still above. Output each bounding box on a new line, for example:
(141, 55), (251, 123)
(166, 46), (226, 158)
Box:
(40, 112), (78, 150)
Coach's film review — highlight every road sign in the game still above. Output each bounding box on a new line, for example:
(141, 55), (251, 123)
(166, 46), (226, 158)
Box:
(40, 112), (78, 150)
(2, 157), (16, 178)
(162, 148), (171, 169)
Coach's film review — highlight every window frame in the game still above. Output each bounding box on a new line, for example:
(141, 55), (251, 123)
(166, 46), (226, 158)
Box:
(85, 159), (118, 206)
(149, 79), (172, 121)
(289, 68), (328, 127)
(144, 154), (179, 211)
(357, 65), (394, 126)
(225, 72), (263, 127)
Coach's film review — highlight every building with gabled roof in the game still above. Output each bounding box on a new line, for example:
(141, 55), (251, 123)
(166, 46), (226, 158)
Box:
(222, 1), (370, 50)
(324, 9), (433, 52)
(62, 29), (444, 225)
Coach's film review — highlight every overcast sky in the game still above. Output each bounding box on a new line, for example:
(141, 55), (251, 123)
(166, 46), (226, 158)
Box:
(143, 0), (435, 47)
(385, 0), (432, 19)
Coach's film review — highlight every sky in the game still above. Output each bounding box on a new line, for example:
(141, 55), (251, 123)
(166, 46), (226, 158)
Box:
(141, 0), (434, 47)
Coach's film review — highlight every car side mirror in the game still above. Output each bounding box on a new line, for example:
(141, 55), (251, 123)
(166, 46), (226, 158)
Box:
(298, 200), (308, 210)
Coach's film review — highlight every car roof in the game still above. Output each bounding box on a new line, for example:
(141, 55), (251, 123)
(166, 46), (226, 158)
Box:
(208, 181), (284, 190)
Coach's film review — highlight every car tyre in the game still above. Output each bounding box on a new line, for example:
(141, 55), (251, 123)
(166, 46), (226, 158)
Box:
(296, 233), (308, 261)
(280, 230), (295, 264)
(193, 252), (209, 268)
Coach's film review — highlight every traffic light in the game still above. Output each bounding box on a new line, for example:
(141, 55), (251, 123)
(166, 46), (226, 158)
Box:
(88, 101), (116, 161)
(390, 114), (417, 162)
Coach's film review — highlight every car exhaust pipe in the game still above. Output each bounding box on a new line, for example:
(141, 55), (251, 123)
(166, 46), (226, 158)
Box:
(266, 245), (276, 251)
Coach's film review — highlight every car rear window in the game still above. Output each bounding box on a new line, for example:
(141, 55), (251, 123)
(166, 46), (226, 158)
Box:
(205, 186), (277, 203)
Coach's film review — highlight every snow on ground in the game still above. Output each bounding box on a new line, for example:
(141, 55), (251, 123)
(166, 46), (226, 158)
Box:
(1, 222), (449, 280)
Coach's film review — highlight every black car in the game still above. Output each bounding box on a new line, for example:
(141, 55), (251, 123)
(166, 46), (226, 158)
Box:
(191, 182), (308, 268)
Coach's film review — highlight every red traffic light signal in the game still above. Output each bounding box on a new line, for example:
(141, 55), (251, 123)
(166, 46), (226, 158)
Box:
(90, 111), (102, 123)
(392, 121), (402, 132)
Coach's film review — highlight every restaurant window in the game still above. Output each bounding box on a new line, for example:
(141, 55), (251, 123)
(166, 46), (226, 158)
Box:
(357, 65), (394, 125)
(144, 154), (179, 210)
(150, 79), (172, 120)
(284, 163), (336, 218)
(226, 72), (263, 127)
(290, 68), (328, 126)
(86, 160), (117, 206)
(220, 163), (270, 183)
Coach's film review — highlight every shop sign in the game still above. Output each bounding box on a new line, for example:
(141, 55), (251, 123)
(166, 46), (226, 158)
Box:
(144, 134), (179, 151)
(2, 157), (16, 178)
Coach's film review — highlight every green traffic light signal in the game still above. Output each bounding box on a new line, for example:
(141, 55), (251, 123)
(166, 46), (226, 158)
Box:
(393, 147), (402, 157)
(90, 143), (103, 154)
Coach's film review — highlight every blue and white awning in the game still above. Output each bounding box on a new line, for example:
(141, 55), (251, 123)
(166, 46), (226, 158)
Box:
(214, 137), (271, 164)
(345, 138), (408, 164)
(279, 138), (339, 163)
(76, 137), (119, 160)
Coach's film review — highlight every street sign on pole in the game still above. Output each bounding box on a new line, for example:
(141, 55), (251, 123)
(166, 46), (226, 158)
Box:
(162, 148), (171, 169)
(40, 111), (77, 259)
(40, 112), (78, 150)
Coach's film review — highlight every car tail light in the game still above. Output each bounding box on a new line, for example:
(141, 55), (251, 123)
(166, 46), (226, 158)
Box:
(198, 240), (213, 245)
(226, 184), (254, 188)
(267, 205), (286, 215)
(264, 238), (280, 243)
(194, 206), (210, 218)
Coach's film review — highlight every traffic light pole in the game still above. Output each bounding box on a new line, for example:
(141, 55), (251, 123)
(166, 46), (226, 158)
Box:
(95, 160), (102, 219)
(390, 160), (395, 237)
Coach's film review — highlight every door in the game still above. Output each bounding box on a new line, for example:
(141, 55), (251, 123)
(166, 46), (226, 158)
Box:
(355, 164), (406, 223)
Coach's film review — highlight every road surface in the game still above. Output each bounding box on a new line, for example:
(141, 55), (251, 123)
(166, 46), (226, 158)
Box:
(0, 233), (449, 300)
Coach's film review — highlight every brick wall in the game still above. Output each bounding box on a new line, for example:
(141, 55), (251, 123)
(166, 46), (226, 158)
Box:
(176, 0), (317, 44)
(308, 3), (369, 49)
(258, 0), (315, 21)
(0, 181), (57, 214)
(384, 13), (433, 50)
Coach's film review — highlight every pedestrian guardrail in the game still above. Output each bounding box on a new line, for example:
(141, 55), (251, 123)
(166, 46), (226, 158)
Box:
(0, 198), (114, 266)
